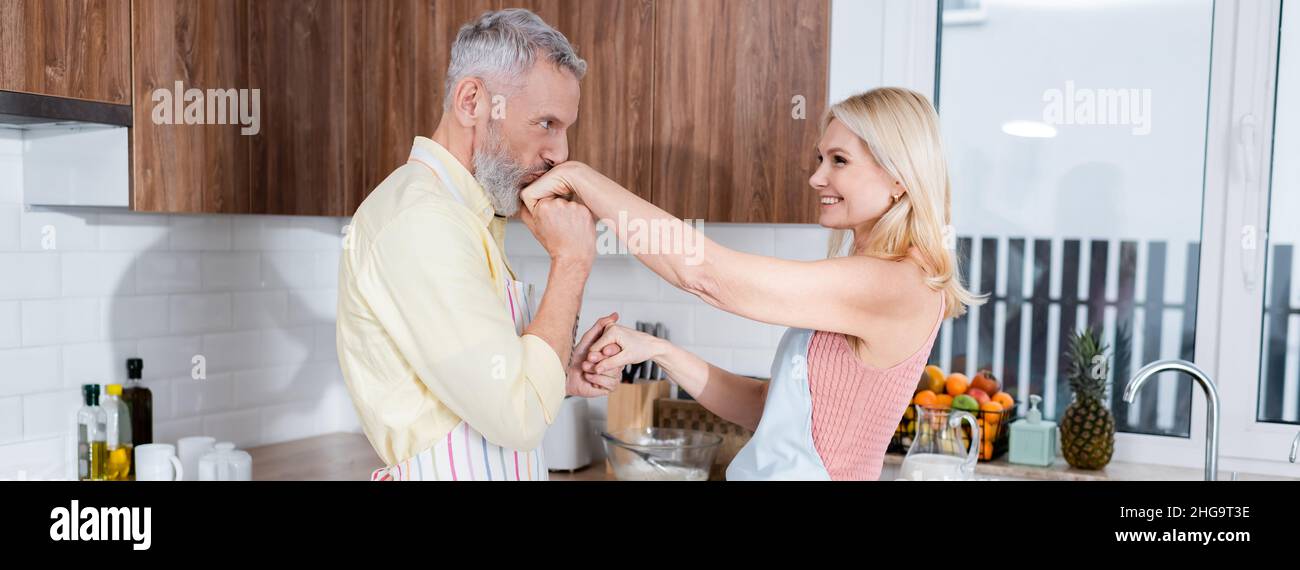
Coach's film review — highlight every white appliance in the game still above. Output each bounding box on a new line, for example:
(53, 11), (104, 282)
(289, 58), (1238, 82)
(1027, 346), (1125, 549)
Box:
(542, 397), (592, 471)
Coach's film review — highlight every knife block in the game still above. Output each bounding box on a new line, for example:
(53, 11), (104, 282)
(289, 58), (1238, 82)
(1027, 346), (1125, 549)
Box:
(604, 380), (671, 474)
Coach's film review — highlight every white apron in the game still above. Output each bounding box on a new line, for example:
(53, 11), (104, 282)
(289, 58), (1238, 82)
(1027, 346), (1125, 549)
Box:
(369, 146), (548, 481)
(725, 328), (833, 480)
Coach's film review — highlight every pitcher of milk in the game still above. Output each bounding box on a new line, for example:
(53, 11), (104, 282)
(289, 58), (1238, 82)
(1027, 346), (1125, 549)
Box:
(898, 405), (980, 481)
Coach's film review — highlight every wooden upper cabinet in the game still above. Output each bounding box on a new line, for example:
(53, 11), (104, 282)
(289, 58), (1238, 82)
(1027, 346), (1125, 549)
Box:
(0, 0), (131, 105)
(131, 0), (250, 213)
(248, 0), (347, 216)
(341, 0), (455, 213)
(652, 0), (829, 223)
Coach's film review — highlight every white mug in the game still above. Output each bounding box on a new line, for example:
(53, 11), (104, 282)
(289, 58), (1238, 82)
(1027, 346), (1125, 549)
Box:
(135, 443), (184, 481)
(177, 436), (215, 482)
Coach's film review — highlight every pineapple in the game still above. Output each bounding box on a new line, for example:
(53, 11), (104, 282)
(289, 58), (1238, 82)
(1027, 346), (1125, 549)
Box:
(1060, 327), (1115, 470)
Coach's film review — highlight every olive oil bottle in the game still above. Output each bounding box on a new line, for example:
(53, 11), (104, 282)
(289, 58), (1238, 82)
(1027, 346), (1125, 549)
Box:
(121, 358), (152, 480)
(103, 384), (133, 481)
(76, 384), (107, 481)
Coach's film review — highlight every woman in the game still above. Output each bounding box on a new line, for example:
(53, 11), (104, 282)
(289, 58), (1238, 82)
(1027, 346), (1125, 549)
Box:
(522, 87), (984, 480)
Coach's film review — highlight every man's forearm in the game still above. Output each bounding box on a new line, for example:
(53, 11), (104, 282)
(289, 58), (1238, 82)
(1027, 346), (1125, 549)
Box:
(522, 257), (590, 365)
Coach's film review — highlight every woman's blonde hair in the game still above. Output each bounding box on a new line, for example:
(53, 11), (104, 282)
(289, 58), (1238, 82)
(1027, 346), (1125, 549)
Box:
(824, 87), (984, 319)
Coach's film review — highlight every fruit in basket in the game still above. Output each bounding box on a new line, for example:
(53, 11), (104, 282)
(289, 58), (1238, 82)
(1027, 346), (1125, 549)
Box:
(945, 373), (969, 396)
(993, 391), (1015, 411)
(971, 368), (999, 395)
(980, 401), (1004, 441)
(966, 388), (991, 405)
(1060, 327), (1116, 470)
(951, 394), (979, 413)
(935, 394), (953, 409)
(913, 390), (938, 408)
(922, 365), (947, 393)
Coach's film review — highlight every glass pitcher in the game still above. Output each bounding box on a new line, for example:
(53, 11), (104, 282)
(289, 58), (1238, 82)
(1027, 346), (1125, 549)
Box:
(898, 405), (980, 481)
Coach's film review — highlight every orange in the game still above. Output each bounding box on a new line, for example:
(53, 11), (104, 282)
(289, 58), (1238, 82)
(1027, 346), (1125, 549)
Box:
(935, 394), (954, 409)
(945, 373), (969, 396)
(913, 390), (938, 407)
(993, 392), (1015, 411)
(981, 441), (993, 460)
(980, 401), (1004, 442)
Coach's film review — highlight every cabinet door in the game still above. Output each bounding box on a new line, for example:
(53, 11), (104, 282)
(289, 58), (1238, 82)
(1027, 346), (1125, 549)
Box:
(131, 0), (250, 213)
(341, 0), (462, 213)
(653, 0), (828, 223)
(0, 0), (131, 105)
(248, 0), (347, 216)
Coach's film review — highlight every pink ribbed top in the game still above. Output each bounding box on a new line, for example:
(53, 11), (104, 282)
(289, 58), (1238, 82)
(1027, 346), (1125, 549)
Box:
(807, 293), (945, 481)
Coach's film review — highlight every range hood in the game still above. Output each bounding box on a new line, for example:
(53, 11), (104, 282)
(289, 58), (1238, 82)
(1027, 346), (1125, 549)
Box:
(0, 90), (131, 208)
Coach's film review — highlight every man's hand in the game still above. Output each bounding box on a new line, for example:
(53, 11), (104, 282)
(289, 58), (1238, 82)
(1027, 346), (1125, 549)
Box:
(566, 312), (621, 397)
(520, 191), (596, 269)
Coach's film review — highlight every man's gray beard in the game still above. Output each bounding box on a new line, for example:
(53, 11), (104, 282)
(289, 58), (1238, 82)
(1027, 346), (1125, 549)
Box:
(472, 122), (528, 217)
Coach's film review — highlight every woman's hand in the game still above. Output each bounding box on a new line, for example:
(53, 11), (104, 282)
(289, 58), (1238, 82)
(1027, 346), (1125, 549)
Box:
(566, 312), (621, 398)
(520, 161), (590, 212)
(580, 324), (669, 381)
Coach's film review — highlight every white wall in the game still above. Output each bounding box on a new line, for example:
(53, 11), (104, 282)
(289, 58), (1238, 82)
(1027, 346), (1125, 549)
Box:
(0, 129), (360, 480)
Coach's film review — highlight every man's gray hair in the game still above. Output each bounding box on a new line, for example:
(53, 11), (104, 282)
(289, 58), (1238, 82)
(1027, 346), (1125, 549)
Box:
(444, 9), (587, 110)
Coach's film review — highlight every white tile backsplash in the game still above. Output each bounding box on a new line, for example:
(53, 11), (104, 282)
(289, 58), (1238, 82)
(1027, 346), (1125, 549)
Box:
(0, 140), (355, 478)
(101, 295), (169, 339)
(232, 290), (288, 329)
(135, 252), (203, 294)
(61, 341), (134, 386)
(136, 335), (202, 379)
(0, 253), (60, 299)
(169, 216), (231, 251)
(168, 293), (232, 334)
(61, 251), (132, 297)
(0, 302), (20, 348)
(0, 346), (61, 397)
(199, 251), (261, 291)
(201, 330), (264, 373)
(20, 210), (98, 251)
(0, 396), (22, 444)
(21, 389), (80, 440)
(0, 204), (22, 250)
(21, 298), (99, 346)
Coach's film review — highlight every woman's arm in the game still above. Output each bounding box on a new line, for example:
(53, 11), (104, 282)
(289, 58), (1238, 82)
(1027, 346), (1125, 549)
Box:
(523, 162), (909, 338)
(582, 325), (768, 431)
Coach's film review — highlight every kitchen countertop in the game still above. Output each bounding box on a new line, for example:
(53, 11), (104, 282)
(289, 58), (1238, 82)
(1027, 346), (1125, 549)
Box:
(247, 432), (611, 481)
(248, 432), (1297, 481)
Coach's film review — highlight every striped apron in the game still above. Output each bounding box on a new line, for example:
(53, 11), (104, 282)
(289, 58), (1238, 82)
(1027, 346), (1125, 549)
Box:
(369, 146), (549, 481)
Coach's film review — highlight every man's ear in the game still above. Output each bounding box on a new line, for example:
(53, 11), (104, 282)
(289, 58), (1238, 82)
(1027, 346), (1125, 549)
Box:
(450, 77), (486, 128)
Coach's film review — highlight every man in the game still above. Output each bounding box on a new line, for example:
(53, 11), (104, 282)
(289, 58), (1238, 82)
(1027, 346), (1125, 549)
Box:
(336, 9), (618, 481)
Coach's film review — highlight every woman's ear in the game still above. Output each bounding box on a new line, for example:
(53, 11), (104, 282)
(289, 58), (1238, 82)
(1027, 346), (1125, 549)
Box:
(450, 77), (486, 128)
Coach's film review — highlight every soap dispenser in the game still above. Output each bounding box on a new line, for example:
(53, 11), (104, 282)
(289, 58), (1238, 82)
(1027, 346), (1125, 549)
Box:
(1009, 394), (1057, 467)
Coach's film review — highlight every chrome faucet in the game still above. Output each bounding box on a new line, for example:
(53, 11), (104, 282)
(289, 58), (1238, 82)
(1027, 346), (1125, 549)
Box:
(1290, 431), (1299, 464)
(1123, 359), (1221, 481)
